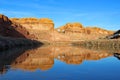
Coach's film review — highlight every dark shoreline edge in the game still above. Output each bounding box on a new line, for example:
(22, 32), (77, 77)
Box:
(72, 39), (120, 51)
(0, 36), (43, 51)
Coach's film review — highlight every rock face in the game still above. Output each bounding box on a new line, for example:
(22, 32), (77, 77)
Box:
(0, 14), (12, 36)
(57, 23), (112, 34)
(59, 23), (83, 30)
(10, 18), (54, 31)
(0, 14), (114, 42)
(0, 14), (34, 38)
(56, 23), (113, 40)
(10, 18), (54, 41)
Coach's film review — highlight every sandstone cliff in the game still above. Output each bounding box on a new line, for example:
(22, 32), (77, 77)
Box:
(10, 17), (54, 41)
(58, 23), (83, 30)
(10, 18), (54, 31)
(56, 23), (114, 40)
(1, 14), (114, 42)
(0, 14), (34, 38)
(57, 23), (113, 34)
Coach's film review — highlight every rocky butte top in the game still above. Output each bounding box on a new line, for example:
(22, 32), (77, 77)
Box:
(57, 22), (113, 35)
(10, 18), (54, 31)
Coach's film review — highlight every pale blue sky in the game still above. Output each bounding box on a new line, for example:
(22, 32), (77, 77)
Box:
(0, 0), (120, 30)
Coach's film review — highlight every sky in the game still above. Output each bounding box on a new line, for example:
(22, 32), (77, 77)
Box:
(0, 0), (120, 30)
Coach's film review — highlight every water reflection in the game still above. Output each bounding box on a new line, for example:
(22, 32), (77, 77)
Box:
(0, 45), (118, 74)
(12, 46), (113, 71)
(0, 45), (41, 74)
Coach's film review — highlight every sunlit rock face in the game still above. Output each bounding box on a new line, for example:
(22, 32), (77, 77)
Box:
(10, 17), (113, 41)
(10, 18), (54, 31)
(10, 46), (113, 71)
(56, 23), (113, 40)
(85, 27), (113, 35)
(61, 23), (83, 30)
(8, 15), (113, 41)
(57, 23), (113, 35)
(0, 14), (114, 41)
(10, 18), (54, 41)
(0, 14), (34, 38)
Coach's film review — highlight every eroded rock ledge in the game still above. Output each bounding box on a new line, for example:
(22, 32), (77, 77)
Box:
(0, 14), (35, 38)
(0, 14), (116, 42)
(0, 14), (42, 50)
(10, 18), (54, 31)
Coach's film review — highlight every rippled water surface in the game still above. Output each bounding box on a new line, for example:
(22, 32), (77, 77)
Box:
(0, 45), (120, 80)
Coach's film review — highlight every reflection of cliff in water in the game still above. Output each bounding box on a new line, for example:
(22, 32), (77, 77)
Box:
(53, 46), (113, 64)
(11, 46), (54, 71)
(0, 45), (41, 74)
(0, 45), (115, 74)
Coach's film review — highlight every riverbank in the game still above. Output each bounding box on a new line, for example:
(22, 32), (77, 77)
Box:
(72, 39), (120, 52)
(0, 36), (43, 50)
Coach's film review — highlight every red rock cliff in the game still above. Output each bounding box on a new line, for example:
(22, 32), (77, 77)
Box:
(56, 23), (114, 40)
(10, 17), (54, 41)
(0, 14), (34, 38)
(4, 14), (114, 41)
(10, 18), (54, 31)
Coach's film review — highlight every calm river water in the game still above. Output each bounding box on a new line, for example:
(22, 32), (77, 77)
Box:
(0, 45), (120, 80)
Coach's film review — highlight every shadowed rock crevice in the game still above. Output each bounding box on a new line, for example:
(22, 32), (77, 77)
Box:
(0, 14), (35, 39)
